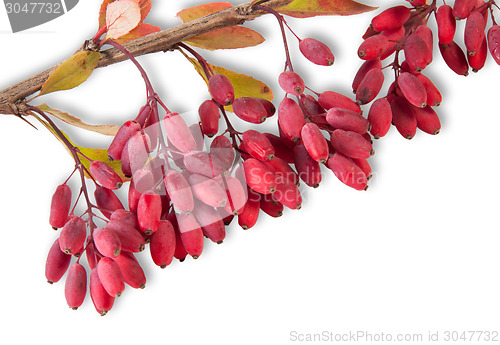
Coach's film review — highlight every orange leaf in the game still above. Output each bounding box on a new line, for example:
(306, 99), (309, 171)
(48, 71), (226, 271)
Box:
(178, 2), (264, 50)
(113, 22), (161, 44)
(106, 0), (141, 40)
(98, 0), (151, 28)
(276, 0), (376, 18)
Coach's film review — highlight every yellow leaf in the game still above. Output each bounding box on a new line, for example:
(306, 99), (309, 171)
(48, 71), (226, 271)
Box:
(37, 104), (119, 136)
(276, 0), (376, 18)
(39, 51), (101, 96)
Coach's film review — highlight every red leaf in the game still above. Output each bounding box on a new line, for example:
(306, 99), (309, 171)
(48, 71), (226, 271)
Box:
(276, 0), (376, 18)
(177, 2), (232, 22)
(113, 22), (161, 44)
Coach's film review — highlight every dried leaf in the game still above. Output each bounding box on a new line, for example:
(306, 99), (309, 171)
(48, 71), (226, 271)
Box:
(187, 58), (273, 112)
(105, 0), (141, 40)
(99, 0), (151, 28)
(276, 0), (376, 18)
(112, 22), (161, 44)
(178, 2), (264, 50)
(37, 104), (119, 136)
(39, 51), (101, 96)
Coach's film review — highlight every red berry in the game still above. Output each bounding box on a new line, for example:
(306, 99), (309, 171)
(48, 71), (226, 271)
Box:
(149, 220), (176, 268)
(232, 97), (268, 124)
(45, 238), (71, 284)
(266, 156), (300, 187)
(272, 182), (302, 210)
(137, 190), (162, 235)
(183, 151), (226, 178)
(381, 26), (405, 41)
(90, 161), (123, 190)
(97, 257), (124, 297)
(452, 0), (476, 19)
(318, 91), (361, 114)
(299, 94), (326, 116)
(263, 133), (295, 163)
(416, 74), (442, 106)
(404, 33), (431, 72)
(355, 67), (384, 105)
(189, 174), (228, 208)
(357, 35), (393, 60)
(64, 263), (87, 310)
(371, 6), (410, 32)
(164, 170), (194, 214)
(278, 97), (305, 142)
(93, 227), (121, 258)
(163, 112), (197, 154)
(352, 58), (383, 94)
(256, 98), (276, 118)
(415, 25), (433, 65)
(166, 212), (188, 262)
(326, 107), (370, 134)
(192, 202), (226, 244)
(106, 221), (145, 253)
(299, 38), (335, 66)
(468, 36), (488, 72)
(327, 152), (368, 191)
(49, 184), (72, 230)
(220, 176), (247, 216)
(110, 209), (139, 229)
(89, 268), (114, 316)
(293, 144), (322, 188)
(198, 100), (220, 138)
(436, 5), (456, 45)
(94, 186), (124, 219)
(242, 130), (275, 161)
(397, 72), (427, 108)
(121, 131), (151, 177)
(414, 105), (441, 135)
(177, 213), (204, 259)
(209, 74), (234, 105)
(85, 240), (97, 270)
(278, 71), (305, 96)
(113, 252), (146, 289)
(243, 158), (277, 194)
(330, 129), (374, 159)
(368, 98), (392, 139)
(59, 216), (87, 255)
(108, 120), (141, 161)
(352, 157), (372, 180)
(465, 11), (486, 55)
(237, 189), (260, 230)
(391, 96), (417, 139)
(260, 193), (284, 217)
(301, 123), (329, 163)
(439, 41), (470, 76)
(487, 25), (500, 65)
(210, 135), (235, 169)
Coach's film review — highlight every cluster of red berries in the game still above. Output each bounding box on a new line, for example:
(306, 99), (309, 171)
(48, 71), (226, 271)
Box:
(354, 0), (500, 140)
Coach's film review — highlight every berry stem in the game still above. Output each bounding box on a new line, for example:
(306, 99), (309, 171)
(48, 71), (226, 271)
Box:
(176, 43), (214, 79)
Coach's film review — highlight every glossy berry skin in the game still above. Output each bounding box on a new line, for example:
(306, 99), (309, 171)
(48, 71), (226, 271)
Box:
(198, 100), (220, 138)
(397, 72), (427, 108)
(163, 112), (197, 154)
(232, 97), (268, 124)
(263, 133), (295, 163)
(464, 11), (486, 55)
(352, 59), (382, 93)
(192, 202), (226, 244)
(94, 186), (124, 219)
(439, 41), (470, 76)
(278, 71), (305, 96)
(299, 94), (325, 116)
(93, 227), (121, 258)
(358, 35), (392, 60)
(189, 174), (228, 208)
(89, 268), (114, 316)
(452, 0), (476, 19)
(327, 152), (368, 191)
(184, 151), (226, 178)
(45, 238), (72, 284)
(266, 156), (299, 187)
(106, 221), (145, 253)
(272, 182), (302, 210)
(113, 252), (146, 289)
(416, 74), (442, 106)
(237, 189), (260, 230)
(487, 25), (500, 65)
(49, 184), (72, 229)
(220, 176), (247, 216)
(371, 6), (410, 32)
(415, 25), (433, 65)
(164, 170), (195, 214)
(318, 91), (361, 114)
(330, 129), (374, 159)
(414, 106), (441, 135)
(210, 135), (235, 169)
(299, 38), (335, 66)
(209, 74), (234, 105)
(177, 213), (204, 259)
(243, 158), (277, 194)
(355, 68), (384, 105)
(90, 161), (123, 190)
(404, 33), (431, 72)
(326, 107), (369, 134)
(436, 5), (456, 46)
(391, 96), (417, 139)
(468, 36), (488, 72)
(278, 98), (305, 143)
(293, 144), (322, 188)
(301, 123), (329, 163)
(108, 120), (141, 161)
(242, 130), (275, 161)
(137, 190), (162, 235)
(65, 263), (87, 310)
(97, 257), (124, 298)
(260, 194), (283, 217)
(121, 131), (151, 178)
(59, 216), (87, 255)
(368, 98), (392, 139)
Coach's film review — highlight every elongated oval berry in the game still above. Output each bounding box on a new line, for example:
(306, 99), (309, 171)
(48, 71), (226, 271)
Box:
(415, 25), (433, 64)
(97, 257), (124, 297)
(439, 41), (469, 76)
(85, 240), (97, 270)
(94, 186), (124, 219)
(242, 130), (275, 161)
(299, 94), (325, 117)
(184, 151), (226, 178)
(299, 38), (335, 66)
(110, 210), (139, 230)
(220, 176), (247, 215)
(232, 97), (267, 124)
(45, 238), (71, 284)
(404, 33), (431, 72)
(149, 220), (176, 268)
(352, 157), (372, 180)
(278, 98), (306, 142)
(113, 252), (146, 289)
(260, 193), (283, 217)
(487, 25), (500, 65)
(301, 123), (328, 163)
(177, 213), (204, 259)
(436, 4), (456, 45)
(210, 135), (235, 169)
(465, 11), (486, 55)
(137, 190), (162, 235)
(263, 133), (295, 163)
(397, 72), (427, 108)
(468, 36), (488, 71)
(90, 161), (123, 190)
(355, 68), (384, 105)
(108, 120), (141, 161)
(256, 98), (275, 118)
(330, 129), (374, 159)
(266, 156), (299, 186)
(243, 158), (277, 194)
(134, 104), (152, 126)
(89, 268), (114, 316)
(163, 112), (196, 154)
(198, 100), (220, 138)
(59, 216), (87, 255)
(189, 174), (228, 208)
(293, 144), (322, 188)
(64, 263), (87, 310)
(121, 131), (151, 177)
(318, 91), (361, 114)
(406, 0), (427, 7)
(414, 105), (441, 135)
(352, 59), (382, 93)
(452, 0), (476, 19)
(278, 71), (305, 95)
(49, 184), (72, 230)
(327, 152), (367, 191)
(391, 96), (417, 139)
(326, 107), (369, 134)
(416, 74), (442, 106)
(272, 182), (302, 210)
(106, 221), (145, 253)
(192, 201), (225, 243)
(371, 6), (410, 32)
(368, 98), (392, 139)
(209, 74), (234, 105)
(165, 213), (187, 262)
(237, 189), (260, 230)
(164, 170), (194, 214)
(358, 35), (393, 60)
(381, 26), (405, 41)
(93, 227), (121, 258)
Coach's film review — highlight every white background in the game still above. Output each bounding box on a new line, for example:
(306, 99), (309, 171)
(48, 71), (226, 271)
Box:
(1, 0), (500, 344)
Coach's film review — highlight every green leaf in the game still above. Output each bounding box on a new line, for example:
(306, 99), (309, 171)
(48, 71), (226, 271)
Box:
(37, 104), (119, 136)
(177, 2), (264, 50)
(187, 57), (273, 112)
(39, 51), (101, 96)
(276, 0), (376, 18)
